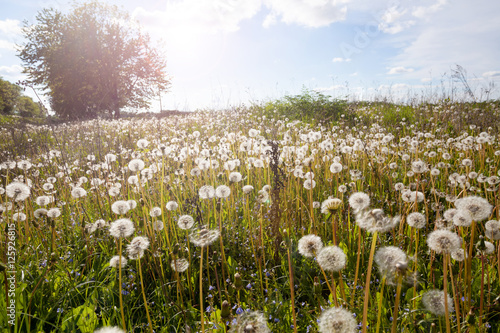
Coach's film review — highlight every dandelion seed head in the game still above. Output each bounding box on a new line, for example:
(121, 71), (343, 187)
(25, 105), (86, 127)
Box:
(189, 227), (220, 247)
(34, 208), (48, 218)
(476, 239), (495, 254)
(199, 185), (215, 199)
(6, 182), (30, 201)
(318, 307), (357, 333)
(111, 200), (130, 215)
(321, 198), (342, 214)
(127, 200), (137, 210)
(452, 210), (472, 227)
(427, 230), (461, 254)
(36, 195), (52, 206)
(170, 258), (189, 273)
(242, 185), (254, 194)
(109, 256), (127, 269)
(229, 172), (242, 183)
(298, 234), (323, 258)
(150, 206), (162, 217)
(109, 218), (135, 238)
(374, 246), (407, 285)
(348, 192), (370, 213)
(356, 209), (400, 233)
(406, 212), (426, 229)
(216, 185), (231, 198)
(12, 212), (27, 221)
(136, 139), (149, 149)
(228, 310), (270, 333)
(71, 187), (87, 199)
(329, 162), (343, 174)
(454, 196), (492, 221)
(178, 215), (195, 230)
(47, 208), (61, 218)
(422, 289), (454, 316)
(128, 159), (145, 172)
(166, 201), (178, 211)
(317, 246), (346, 272)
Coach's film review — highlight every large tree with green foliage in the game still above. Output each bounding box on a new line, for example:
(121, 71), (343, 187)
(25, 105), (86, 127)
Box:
(18, 1), (170, 120)
(0, 77), (43, 117)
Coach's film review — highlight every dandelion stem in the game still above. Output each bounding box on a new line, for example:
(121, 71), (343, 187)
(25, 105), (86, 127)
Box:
(443, 254), (451, 333)
(200, 248), (205, 333)
(118, 239), (127, 331)
(138, 258), (154, 333)
(375, 276), (386, 333)
(391, 274), (403, 333)
(362, 231), (378, 333)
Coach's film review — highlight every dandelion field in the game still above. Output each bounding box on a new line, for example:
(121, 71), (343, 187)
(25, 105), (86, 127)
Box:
(1, 98), (500, 332)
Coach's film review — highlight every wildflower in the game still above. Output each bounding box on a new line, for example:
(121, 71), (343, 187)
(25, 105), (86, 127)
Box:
(401, 190), (425, 203)
(216, 185), (231, 198)
(128, 159), (145, 172)
(454, 196), (492, 221)
(127, 200), (137, 210)
(321, 198), (342, 214)
(189, 227), (220, 247)
(136, 139), (149, 149)
(348, 192), (370, 213)
(257, 190), (269, 203)
(356, 209), (400, 233)
(150, 207), (162, 217)
(443, 209), (457, 222)
(406, 212), (426, 229)
(111, 200), (130, 215)
(422, 289), (454, 316)
(191, 167), (202, 176)
(109, 218), (135, 238)
(411, 160), (428, 174)
(166, 201), (178, 211)
(104, 153), (117, 163)
(298, 235), (323, 258)
(329, 162), (343, 174)
(127, 236), (150, 259)
(178, 215), (195, 230)
(109, 256), (127, 268)
(94, 326), (126, 333)
(476, 238), (495, 255)
(47, 208), (61, 218)
(71, 187), (87, 199)
(229, 172), (243, 183)
(153, 220), (164, 231)
(127, 175), (139, 185)
(171, 258), (189, 273)
(228, 310), (270, 333)
(242, 185), (254, 194)
(94, 219), (108, 229)
(313, 201), (321, 208)
(199, 185), (215, 199)
(303, 179), (316, 190)
(318, 307), (357, 333)
(452, 210), (472, 227)
(427, 230), (461, 254)
(485, 220), (500, 240)
(36, 195), (52, 206)
(451, 248), (466, 261)
(374, 246), (407, 285)
(34, 208), (48, 218)
(262, 185), (271, 192)
(6, 182), (30, 201)
(317, 246), (346, 272)
(12, 212), (27, 222)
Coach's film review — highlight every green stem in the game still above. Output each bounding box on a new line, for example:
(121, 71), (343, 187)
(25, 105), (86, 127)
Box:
(138, 258), (154, 333)
(362, 231), (378, 333)
(118, 239), (127, 331)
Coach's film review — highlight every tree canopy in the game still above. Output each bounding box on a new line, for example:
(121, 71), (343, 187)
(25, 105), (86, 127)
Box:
(18, 1), (170, 120)
(0, 77), (43, 117)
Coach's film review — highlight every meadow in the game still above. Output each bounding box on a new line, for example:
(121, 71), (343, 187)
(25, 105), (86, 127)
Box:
(1, 95), (500, 332)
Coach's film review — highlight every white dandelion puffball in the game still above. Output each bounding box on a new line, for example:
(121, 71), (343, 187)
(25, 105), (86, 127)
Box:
(317, 246), (346, 272)
(318, 307), (357, 333)
(298, 234), (323, 258)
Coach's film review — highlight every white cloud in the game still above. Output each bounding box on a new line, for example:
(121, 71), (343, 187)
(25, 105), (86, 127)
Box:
(0, 19), (22, 37)
(387, 66), (414, 75)
(0, 65), (23, 74)
(332, 57), (351, 62)
(0, 40), (17, 51)
(389, 0), (500, 83)
(482, 71), (500, 78)
(314, 84), (345, 92)
(265, 0), (350, 28)
(412, 0), (447, 19)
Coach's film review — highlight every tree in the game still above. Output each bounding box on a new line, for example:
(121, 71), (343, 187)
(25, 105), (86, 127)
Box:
(18, 1), (170, 120)
(17, 96), (43, 118)
(0, 77), (22, 114)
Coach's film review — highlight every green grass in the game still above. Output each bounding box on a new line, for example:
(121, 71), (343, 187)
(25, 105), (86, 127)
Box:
(1, 98), (500, 333)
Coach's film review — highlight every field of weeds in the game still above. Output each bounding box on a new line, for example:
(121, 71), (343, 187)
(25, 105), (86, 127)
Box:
(1, 99), (500, 332)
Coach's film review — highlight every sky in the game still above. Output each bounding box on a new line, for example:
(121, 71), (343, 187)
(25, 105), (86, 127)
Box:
(1, 0), (500, 112)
